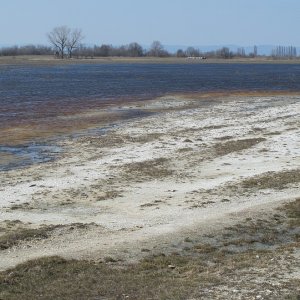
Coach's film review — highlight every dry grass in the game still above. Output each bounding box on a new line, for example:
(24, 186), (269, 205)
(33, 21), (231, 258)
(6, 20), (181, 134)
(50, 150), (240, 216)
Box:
(96, 190), (122, 201)
(0, 223), (92, 251)
(264, 131), (282, 136)
(0, 227), (53, 250)
(9, 203), (32, 211)
(214, 138), (266, 156)
(283, 198), (300, 226)
(214, 135), (233, 141)
(0, 199), (299, 299)
(176, 147), (193, 153)
(241, 169), (300, 190)
(202, 124), (227, 130)
(84, 132), (162, 149)
(1, 55), (300, 66)
(122, 157), (174, 181)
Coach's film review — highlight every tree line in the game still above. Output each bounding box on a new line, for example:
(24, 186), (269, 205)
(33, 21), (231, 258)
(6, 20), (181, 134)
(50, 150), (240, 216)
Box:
(0, 25), (298, 59)
(271, 45), (297, 58)
(0, 44), (52, 56)
(0, 43), (265, 59)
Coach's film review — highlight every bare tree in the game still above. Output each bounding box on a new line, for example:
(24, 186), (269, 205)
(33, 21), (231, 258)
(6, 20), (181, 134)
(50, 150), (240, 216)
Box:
(236, 47), (246, 57)
(176, 49), (186, 57)
(47, 26), (71, 58)
(127, 42), (144, 57)
(148, 41), (165, 57)
(67, 29), (84, 58)
(216, 47), (232, 59)
(272, 45), (297, 59)
(186, 46), (200, 57)
(254, 45), (258, 57)
(95, 44), (113, 57)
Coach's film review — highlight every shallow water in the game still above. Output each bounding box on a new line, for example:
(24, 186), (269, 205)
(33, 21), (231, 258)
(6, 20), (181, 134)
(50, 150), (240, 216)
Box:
(1, 62), (300, 170)
(0, 143), (62, 171)
(1, 63), (300, 127)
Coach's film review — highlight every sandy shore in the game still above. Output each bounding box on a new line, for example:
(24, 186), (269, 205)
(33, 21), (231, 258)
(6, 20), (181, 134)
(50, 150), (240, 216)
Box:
(0, 93), (299, 274)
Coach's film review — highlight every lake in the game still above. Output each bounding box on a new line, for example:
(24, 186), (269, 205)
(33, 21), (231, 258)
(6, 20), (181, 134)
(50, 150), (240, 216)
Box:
(1, 62), (300, 170)
(1, 63), (300, 127)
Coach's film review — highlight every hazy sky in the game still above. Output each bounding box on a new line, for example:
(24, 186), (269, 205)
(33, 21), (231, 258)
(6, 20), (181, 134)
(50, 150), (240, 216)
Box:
(0, 0), (299, 46)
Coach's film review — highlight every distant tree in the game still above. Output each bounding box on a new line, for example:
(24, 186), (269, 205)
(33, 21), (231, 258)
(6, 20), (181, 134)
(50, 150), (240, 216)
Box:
(67, 29), (84, 58)
(272, 45), (297, 59)
(148, 41), (165, 57)
(176, 49), (186, 57)
(216, 47), (232, 59)
(254, 45), (258, 57)
(77, 44), (94, 58)
(127, 42), (144, 57)
(0, 46), (18, 56)
(47, 26), (84, 59)
(0, 44), (53, 56)
(185, 46), (200, 57)
(249, 45), (258, 58)
(47, 26), (71, 58)
(113, 45), (127, 56)
(96, 44), (112, 57)
(203, 50), (217, 58)
(236, 47), (246, 57)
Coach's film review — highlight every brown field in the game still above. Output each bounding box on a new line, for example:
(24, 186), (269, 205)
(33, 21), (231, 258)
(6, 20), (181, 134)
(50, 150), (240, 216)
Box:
(1, 55), (300, 66)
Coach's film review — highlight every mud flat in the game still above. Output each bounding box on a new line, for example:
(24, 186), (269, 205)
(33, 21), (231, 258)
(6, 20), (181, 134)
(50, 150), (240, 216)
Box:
(0, 93), (299, 299)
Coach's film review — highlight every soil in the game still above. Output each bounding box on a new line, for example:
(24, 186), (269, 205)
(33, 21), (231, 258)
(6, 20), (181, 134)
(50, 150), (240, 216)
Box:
(0, 93), (299, 298)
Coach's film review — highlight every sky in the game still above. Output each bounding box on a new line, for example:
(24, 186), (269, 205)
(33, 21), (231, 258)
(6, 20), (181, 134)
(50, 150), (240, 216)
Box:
(0, 0), (299, 47)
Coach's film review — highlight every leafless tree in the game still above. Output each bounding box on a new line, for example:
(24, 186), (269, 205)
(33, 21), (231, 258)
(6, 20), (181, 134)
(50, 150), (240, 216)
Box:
(94, 44), (112, 57)
(254, 45), (258, 57)
(67, 29), (84, 58)
(185, 46), (200, 57)
(176, 49), (186, 57)
(0, 45), (52, 56)
(236, 47), (246, 57)
(148, 41), (166, 57)
(272, 45), (297, 58)
(216, 47), (232, 59)
(127, 42), (144, 57)
(47, 26), (71, 58)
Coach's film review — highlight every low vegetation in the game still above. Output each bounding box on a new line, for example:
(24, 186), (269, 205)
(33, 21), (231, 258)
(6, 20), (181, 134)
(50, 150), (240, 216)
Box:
(122, 157), (173, 181)
(0, 226), (54, 250)
(214, 137), (265, 156)
(241, 169), (300, 190)
(0, 199), (299, 299)
(0, 223), (92, 251)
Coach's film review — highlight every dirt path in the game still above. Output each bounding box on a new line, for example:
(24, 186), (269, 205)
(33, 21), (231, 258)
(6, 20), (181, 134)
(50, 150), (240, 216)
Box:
(0, 93), (299, 270)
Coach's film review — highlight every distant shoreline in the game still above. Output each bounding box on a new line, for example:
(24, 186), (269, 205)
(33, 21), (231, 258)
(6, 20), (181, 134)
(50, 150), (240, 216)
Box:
(1, 55), (300, 66)
(1, 90), (300, 147)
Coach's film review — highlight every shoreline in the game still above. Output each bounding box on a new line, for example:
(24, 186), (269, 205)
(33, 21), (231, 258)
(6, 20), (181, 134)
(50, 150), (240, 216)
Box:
(0, 92), (299, 271)
(1, 55), (300, 66)
(1, 90), (300, 147)
(1, 90), (300, 171)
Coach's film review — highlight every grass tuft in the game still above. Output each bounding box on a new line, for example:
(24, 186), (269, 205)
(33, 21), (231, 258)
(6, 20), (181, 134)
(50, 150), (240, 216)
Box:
(122, 157), (173, 181)
(0, 228), (51, 250)
(241, 169), (300, 190)
(214, 138), (265, 156)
